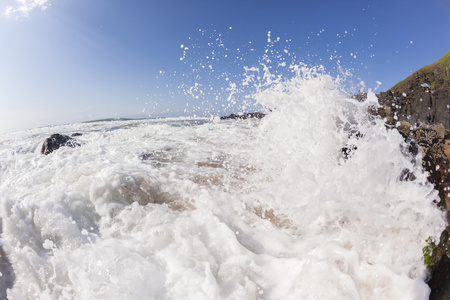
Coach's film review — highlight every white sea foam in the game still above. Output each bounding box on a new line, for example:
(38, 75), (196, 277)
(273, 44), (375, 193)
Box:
(0, 62), (446, 299)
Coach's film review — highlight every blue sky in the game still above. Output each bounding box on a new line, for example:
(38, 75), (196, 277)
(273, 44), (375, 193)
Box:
(0, 0), (449, 134)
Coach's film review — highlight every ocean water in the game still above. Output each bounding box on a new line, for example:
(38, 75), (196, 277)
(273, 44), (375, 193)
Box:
(0, 65), (446, 299)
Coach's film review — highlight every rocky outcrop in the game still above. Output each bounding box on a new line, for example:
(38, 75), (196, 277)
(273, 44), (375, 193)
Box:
(396, 123), (450, 299)
(409, 125), (450, 211)
(376, 51), (450, 128)
(41, 133), (82, 155)
(428, 228), (450, 300)
(220, 112), (265, 120)
(371, 54), (450, 297)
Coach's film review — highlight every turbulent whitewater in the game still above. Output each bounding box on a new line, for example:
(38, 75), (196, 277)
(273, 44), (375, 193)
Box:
(0, 66), (446, 299)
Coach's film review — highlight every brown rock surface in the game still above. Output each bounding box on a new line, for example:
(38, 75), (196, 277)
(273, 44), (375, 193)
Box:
(376, 51), (450, 128)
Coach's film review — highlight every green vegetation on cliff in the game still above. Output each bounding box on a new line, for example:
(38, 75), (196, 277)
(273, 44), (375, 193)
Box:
(419, 51), (450, 73)
(392, 50), (450, 92)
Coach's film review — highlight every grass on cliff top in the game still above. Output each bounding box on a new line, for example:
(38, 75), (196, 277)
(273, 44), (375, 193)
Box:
(392, 50), (450, 91)
(419, 50), (450, 73)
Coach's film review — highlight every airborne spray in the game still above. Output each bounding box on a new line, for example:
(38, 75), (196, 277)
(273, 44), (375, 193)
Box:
(0, 28), (445, 299)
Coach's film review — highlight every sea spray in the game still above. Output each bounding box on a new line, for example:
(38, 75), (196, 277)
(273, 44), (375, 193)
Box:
(239, 65), (444, 298)
(0, 36), (447, 299)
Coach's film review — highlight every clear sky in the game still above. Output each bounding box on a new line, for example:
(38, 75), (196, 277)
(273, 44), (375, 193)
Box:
(0, 0), (449, 134)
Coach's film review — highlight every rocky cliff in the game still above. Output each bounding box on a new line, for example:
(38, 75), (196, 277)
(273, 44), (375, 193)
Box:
(368, 51), (450, 299)
(376, 51), (450, 128)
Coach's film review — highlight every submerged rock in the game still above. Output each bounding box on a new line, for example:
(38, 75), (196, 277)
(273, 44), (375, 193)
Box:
(41, 133), (82, 155)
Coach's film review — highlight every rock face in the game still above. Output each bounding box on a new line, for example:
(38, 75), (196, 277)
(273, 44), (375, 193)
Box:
(412, 126), (450, 212)
(372, 55), (450, 298)
(428, 228), (450, 300)
(396, 124), (450, 209)
(376, 51), (450, 128)
(398, 123), (450, 299)
(41, 133), (81, 155)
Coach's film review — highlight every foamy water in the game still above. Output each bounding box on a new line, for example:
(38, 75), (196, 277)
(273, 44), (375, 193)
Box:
(0, 64), (446, 300)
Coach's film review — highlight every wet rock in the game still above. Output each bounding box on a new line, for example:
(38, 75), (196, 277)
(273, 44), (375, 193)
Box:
(351, 91), (368, 102)
(397, 168), (417, 182)
(428, 228), (450, 300)
(342, 144), (357, 159)
(342, 130), (363, 159)
(368, 51), (450, 297)
(220, 112), (266, 120)
(399, 124), (450, 299)
(41, 133), (81, 155)
(396, 123), (419, 157)
(411, 127), (450, 209)
(396, 121), (413, 138)
(398, 125), (450, 209)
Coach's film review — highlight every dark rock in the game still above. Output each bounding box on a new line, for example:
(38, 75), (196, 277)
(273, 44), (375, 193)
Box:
(401, 125), (450, 209)
(41, 133), (81, 155)
(220, 112), (266, 120)
(351, 91), (368, 102)
(397, 168), (417, 181)
(428, 228), (450, 300)
(401, 124), (450, 299)
(369, 51), (450, 297)
(342, 130), (363, 159)
(375, 51), (450, 128)
(376, 89), (448, 127)
(342, 144), (357, 159)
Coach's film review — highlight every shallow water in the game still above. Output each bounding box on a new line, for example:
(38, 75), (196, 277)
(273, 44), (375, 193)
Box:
(0, 70), (446, 299)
